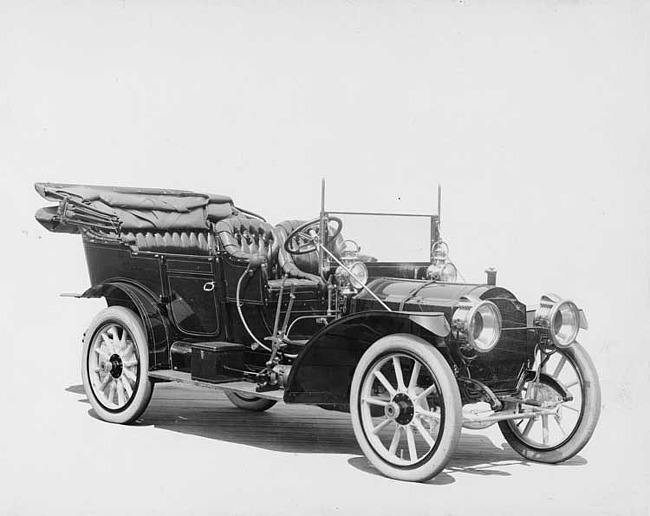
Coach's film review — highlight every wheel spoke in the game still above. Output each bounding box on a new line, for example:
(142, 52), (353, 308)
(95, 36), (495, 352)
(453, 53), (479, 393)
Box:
(120, 376), (133, 399)
(94, 347), (110, 359)
(522, 417), (536, 437)
(415, 407), (441, 422)
(553, 356), (567, 377)
(362, 396), (389, 407)
(407, 361), (421, 392)
(112, 333), (123, 353)
(542, 415), (549, 445)
(103, 330), (116, 353)
(414, 383), (437, 402)
(107, 380), (116, 404)
(116, 380), (125, 406)
(392, 357), (406, 391)
(562, 404), (580, 413)
(553, 415), (567, 437)
(372, 418), (393, 435)
(405, 426), (418, 462)
(413, 417), (435, 448)
(107, 324), (119, 338)
(122, 367), (136, 383)
(122, 359), (138, 368)
(374, 371), (397, 397)
(121, 346), (136, 363)
(99, 372), (113, 389)
(388, 426), (402, 456)
(566, 379), (579, 389)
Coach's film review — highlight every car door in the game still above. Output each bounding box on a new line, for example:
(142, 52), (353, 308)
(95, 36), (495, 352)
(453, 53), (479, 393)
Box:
(165, 255), (221, 337)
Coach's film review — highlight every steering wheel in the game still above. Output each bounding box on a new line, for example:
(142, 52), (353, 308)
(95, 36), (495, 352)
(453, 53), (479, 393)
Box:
(284, 217), (343, 255)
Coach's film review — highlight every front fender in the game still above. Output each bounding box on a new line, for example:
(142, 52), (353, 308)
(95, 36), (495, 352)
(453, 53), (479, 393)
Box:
(80, 281), (171, 368)
(284, 311), (450, 407)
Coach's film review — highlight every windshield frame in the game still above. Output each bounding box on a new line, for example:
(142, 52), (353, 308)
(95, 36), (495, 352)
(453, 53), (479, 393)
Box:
(324, 209), (440, 264)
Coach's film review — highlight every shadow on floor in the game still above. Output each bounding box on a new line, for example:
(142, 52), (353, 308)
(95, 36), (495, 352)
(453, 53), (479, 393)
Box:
(68, 382), (587, 482)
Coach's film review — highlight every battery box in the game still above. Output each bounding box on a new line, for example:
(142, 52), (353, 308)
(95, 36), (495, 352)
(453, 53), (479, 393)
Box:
(190, 342), (245, 383)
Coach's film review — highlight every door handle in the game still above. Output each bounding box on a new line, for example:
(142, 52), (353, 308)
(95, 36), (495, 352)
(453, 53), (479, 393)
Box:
(203, 281), (215, 292)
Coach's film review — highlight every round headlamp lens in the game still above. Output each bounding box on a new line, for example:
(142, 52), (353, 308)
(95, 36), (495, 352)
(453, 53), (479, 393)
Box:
(551, 300), (580, 347)
(348, 261), (368, 290)
(469, 302), (501, 352)
(534, 294), (581, 348)
(453, 297), (502, 353)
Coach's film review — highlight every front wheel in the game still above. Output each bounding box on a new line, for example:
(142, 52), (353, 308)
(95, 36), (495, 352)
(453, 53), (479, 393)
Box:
(499, 341), (601, 463)
(81, 306), (154, 424)
(350, 334), (462, 482)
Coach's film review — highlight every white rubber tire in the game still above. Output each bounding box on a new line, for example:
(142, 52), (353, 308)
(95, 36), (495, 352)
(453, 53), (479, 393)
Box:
(350, 334), (462, 482)
(81, 306), (154, 424)
(223, 390), (277, 411)
(499, 342), (601, 463)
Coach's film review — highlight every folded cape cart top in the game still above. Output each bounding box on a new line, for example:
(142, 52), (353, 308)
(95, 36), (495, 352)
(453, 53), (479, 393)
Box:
(34, 182), (239, 235)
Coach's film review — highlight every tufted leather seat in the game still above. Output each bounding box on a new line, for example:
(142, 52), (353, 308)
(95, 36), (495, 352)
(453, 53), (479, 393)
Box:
(122, 230), (214, 255)
(214, 216), (279, 265)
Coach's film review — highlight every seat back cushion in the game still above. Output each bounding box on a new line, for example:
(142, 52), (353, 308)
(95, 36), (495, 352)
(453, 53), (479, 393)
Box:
(122, 230), (214, 255)
(215, 217), (279, 265)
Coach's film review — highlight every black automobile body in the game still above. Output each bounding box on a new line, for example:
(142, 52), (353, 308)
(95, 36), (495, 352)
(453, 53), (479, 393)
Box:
(35, 180), (601, 482)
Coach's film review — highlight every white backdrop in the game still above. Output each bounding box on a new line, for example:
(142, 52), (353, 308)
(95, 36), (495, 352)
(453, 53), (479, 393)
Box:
(1, 1), (649, 514)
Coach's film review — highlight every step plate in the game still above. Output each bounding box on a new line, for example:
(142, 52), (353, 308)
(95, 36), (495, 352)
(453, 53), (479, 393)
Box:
(148, 370), (285, 402)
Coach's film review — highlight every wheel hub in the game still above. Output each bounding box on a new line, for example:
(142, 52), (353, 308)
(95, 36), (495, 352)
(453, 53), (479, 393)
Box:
(386, 393), (415, 426)
(100, 354), (124, 379)
(385, 402), (400, 419)
(531, 383), (563, 408)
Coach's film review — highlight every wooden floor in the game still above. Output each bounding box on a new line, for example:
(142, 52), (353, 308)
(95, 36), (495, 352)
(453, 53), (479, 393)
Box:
(2, 373), (645, 516)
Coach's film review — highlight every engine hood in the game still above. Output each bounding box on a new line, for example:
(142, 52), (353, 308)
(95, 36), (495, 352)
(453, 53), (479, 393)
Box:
(353, 278), (532, 393)
(355, 278), (521, 313)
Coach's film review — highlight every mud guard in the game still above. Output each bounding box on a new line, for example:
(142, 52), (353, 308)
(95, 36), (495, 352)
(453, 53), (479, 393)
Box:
(284, 311), (450, 407)
(79, 281), (171, 368)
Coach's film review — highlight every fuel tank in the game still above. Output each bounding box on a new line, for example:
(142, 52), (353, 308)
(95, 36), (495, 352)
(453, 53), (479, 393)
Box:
(353, 279), (534, 394)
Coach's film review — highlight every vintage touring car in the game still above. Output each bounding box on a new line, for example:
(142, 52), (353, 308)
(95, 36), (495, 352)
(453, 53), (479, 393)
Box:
(35, 181), (601, 482)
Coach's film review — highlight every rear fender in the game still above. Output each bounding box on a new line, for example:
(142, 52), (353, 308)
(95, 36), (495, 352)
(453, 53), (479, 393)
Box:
(284, 311), (450, 407)
(80, 281), (171, 368)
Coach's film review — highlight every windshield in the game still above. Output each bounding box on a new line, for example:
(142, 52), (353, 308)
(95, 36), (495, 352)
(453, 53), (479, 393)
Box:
(327, 211), (436, 263)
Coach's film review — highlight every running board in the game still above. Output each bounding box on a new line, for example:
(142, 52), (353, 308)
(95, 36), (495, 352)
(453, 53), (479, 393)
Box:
(148, 370), (285, 402)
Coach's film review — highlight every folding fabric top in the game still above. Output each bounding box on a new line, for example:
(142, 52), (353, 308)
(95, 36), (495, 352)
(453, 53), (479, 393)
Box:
(34, 182), (239, 233)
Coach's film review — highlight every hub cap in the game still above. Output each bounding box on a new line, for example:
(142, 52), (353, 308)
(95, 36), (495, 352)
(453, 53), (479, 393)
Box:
(88, 323), (139, 410)
(360, 353), (445, 466)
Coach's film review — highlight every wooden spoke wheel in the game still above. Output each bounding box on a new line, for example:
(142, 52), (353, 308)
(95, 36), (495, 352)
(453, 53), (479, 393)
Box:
(82, 307), (154, 424)
(499, 342), (601, 463)
(350, 334), (462, 482)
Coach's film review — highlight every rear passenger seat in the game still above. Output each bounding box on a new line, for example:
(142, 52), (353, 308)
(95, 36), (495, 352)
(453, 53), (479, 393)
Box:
(122, 230), (215, 255)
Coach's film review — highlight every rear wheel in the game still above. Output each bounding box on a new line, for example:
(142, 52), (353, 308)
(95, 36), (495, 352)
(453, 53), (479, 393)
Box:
(81, 306), (154, 424)
(499, 342), (601, 463)
(350, 334), (462, 482)
(223, 390), (277, 411)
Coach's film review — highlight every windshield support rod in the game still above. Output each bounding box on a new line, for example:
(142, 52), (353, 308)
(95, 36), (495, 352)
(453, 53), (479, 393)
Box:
(327, 210), (433, 218)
